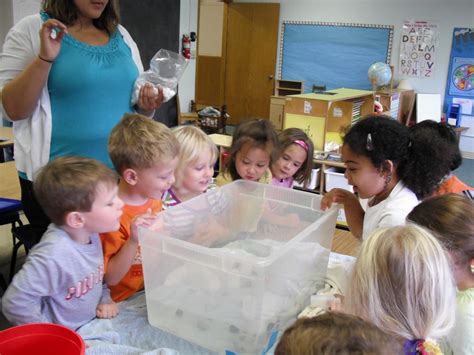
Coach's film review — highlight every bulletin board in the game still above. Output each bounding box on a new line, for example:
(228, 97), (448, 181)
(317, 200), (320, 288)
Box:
(443, 28), (474, 116)
(278, 21), (394, 92)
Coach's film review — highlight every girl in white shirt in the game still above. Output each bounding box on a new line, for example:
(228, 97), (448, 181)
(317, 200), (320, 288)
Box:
(321, 115), (439, 239)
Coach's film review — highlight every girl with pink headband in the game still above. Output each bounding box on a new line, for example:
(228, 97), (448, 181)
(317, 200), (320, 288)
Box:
(271, 128), (314, 188)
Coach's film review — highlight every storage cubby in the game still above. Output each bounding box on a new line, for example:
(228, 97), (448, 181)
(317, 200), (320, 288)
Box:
(283, 88), (375, 151)
(274, 79), (304, 96)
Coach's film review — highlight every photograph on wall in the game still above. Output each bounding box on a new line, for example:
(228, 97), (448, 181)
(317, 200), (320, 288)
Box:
(399, 20), (438, 78)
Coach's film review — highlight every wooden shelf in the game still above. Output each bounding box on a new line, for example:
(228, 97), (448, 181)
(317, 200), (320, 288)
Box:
(275, 87), (301, 91)
(274, 79), (304, 96)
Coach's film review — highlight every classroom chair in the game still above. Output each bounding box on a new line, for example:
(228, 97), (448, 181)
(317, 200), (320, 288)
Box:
(0, 198), (39, 283)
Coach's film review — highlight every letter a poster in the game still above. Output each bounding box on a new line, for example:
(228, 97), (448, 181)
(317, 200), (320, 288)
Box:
(399, 20), (438, 78)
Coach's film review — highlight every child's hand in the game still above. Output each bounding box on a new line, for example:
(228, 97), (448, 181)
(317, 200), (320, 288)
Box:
(130, 209), (158, 243)
(96, 302), (119, 319)
(320, 188), (354, 210)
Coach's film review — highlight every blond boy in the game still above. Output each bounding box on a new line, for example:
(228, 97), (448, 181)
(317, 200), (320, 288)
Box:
(2, 157), (123, 329)
(101, 113), (180, 302)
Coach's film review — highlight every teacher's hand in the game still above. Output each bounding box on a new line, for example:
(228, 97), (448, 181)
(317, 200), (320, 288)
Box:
(136, 83), (164, 115)
(39, 19), (67, 62)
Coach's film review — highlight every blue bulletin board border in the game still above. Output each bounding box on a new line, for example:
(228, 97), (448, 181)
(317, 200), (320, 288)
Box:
(278, 21), (394, 92)
(443, 28), (474, 115)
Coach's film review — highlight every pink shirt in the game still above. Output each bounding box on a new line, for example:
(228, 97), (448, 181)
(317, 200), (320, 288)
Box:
(271, 177), (294, 188)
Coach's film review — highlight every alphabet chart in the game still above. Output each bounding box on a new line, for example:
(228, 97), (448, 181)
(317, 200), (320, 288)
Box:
(399, 20), (438, 78)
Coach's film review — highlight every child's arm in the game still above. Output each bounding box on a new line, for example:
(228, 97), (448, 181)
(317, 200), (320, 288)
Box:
(95, 284), (118, 319)
(321, 188), (365, 239)
(2, 253), (57, 325)
(104, 210), (157, 286)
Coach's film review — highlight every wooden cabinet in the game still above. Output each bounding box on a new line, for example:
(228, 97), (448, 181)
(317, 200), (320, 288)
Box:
(269, 96), (286, 130)
(274, 79), (304, 96)
(283, 88), (374, 151)
(376, 88), (415, 123)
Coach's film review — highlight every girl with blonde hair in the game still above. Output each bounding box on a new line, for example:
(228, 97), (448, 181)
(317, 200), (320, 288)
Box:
(347, 225), (456, 354)
(162, 125), (218, 208)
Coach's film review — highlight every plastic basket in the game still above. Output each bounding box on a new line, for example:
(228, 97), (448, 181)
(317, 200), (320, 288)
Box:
(0, 323), (85, 355)
(198, 113), (227, 134)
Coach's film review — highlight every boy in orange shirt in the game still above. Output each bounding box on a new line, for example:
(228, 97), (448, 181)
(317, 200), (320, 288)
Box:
(101, 113), (180, 302)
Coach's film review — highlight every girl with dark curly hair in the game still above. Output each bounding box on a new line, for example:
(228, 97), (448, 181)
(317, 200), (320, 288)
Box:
(409, 120), (473, 199)
(321, 115), (441, 239)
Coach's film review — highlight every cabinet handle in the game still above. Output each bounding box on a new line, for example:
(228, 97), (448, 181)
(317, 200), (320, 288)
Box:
(268, 75), (274, 80)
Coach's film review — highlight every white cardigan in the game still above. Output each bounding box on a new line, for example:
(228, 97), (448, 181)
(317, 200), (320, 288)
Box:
(0, 14), (144, 181)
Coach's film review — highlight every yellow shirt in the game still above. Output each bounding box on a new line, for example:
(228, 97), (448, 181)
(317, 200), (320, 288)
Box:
(215, 169), (272, 186)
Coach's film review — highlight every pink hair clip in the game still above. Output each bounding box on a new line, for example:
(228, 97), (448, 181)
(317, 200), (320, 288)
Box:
(294, 139), (309, 151)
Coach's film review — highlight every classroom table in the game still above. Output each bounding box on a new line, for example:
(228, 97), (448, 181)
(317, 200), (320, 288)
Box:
(331, 228), (359, 256)
(0, 161), (20, 200)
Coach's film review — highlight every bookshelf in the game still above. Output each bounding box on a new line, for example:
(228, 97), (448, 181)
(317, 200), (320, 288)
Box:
(375, 88), (415, 123)
(283, 88), (375, 151)
(274, 79), (304, 96)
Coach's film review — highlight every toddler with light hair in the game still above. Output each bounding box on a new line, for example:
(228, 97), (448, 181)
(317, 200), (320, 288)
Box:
(347, 225), (456, 354)
(162, 125), (218, 208)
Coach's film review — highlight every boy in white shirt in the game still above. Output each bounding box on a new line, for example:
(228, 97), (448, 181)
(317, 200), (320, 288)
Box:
(2, 156), (123, 329)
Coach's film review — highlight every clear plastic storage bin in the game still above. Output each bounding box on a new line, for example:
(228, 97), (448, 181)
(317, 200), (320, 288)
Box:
(139, 181), (339, 354)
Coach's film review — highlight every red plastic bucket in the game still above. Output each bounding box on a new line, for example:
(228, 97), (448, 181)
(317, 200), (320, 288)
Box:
(0, 323), (85, 355)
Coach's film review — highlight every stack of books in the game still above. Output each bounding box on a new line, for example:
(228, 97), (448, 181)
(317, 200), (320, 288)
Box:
(351, 99), (365, 124)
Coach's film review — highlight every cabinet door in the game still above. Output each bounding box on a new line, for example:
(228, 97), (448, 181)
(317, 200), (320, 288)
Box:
(269, 102), (284, 129)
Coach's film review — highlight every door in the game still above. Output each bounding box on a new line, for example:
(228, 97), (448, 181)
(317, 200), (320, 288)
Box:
(224, 3), (280, 125)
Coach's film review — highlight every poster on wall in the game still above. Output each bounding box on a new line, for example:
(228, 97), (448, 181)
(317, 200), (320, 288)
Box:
(399, 20), (438, 78)
(443, 28), (474, 115)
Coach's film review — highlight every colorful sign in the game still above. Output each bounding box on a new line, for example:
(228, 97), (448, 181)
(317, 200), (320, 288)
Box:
(444, 28), (474, 114)
(399, 20), (438, 78)
(449, 57), (474, 97)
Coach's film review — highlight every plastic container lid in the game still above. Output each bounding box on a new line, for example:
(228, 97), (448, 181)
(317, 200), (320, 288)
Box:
(0, 323), (85, 355)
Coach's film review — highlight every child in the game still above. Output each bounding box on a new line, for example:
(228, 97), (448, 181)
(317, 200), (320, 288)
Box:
(321, 115), (436, 239)
(275, 312), (403, 354)
(271, 128), (314, 188)
(408, 194), (474, 354)
(101, 113), (180, 302)
(347, 225), (455, 353)
(215, 119), (278, 186)
(162, 125), (218, 208)
(409, 120), (473, 198)
(2, 157), (122, 330)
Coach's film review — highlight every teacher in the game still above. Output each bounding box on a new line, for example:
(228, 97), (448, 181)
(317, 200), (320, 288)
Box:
(0, 0), (162, 238)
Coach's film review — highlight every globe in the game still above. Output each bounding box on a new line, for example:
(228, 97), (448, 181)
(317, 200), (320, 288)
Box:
(368, 62), (392, 88)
